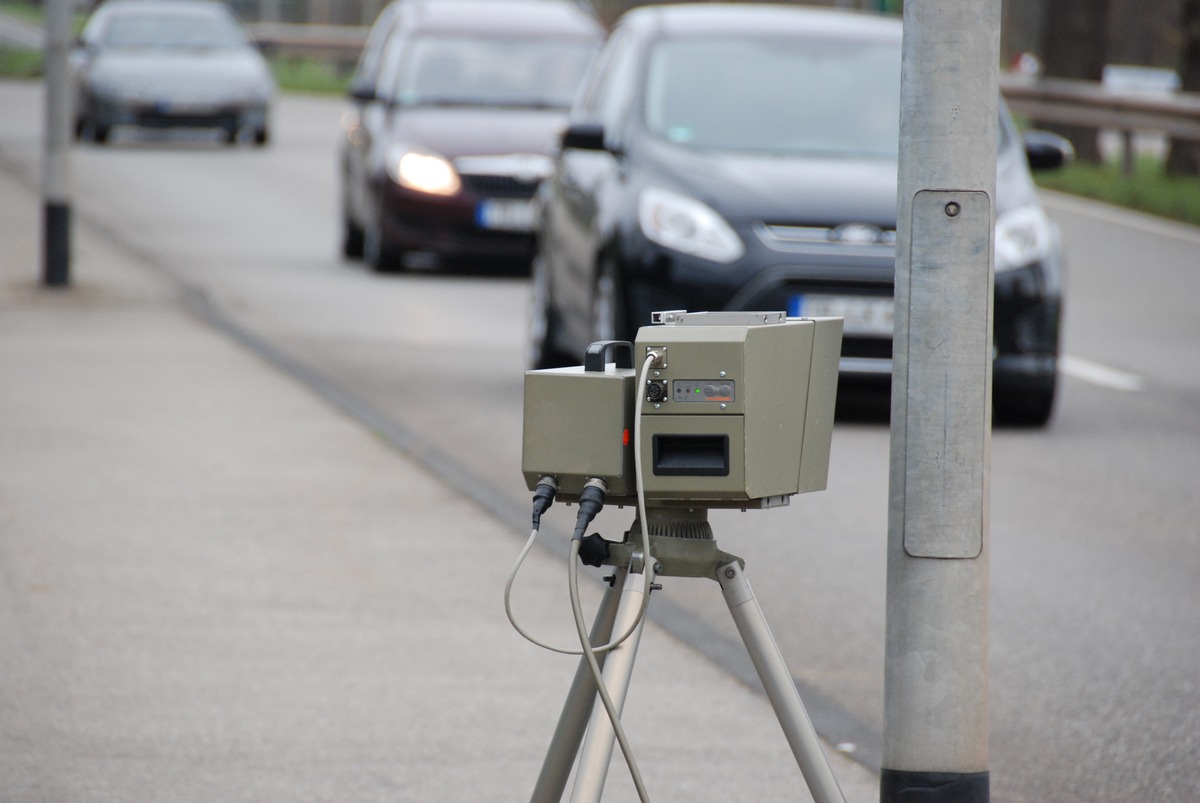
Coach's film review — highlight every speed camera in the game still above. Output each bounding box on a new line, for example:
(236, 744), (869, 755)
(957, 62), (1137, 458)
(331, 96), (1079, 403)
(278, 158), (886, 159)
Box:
(521, 311), (843, 508)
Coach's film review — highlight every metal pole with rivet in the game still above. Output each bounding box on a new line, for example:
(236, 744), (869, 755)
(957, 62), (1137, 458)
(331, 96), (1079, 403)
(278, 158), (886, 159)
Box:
(882, 0), (998, 800)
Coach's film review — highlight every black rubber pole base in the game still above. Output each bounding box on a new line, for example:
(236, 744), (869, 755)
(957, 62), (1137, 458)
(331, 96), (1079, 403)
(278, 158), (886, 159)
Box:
(43, 201), (71, 287)
(880, 769), (989, 802)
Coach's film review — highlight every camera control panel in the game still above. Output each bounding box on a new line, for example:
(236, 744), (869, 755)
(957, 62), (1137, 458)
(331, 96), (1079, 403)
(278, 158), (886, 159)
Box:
(670, 379), (736, 403)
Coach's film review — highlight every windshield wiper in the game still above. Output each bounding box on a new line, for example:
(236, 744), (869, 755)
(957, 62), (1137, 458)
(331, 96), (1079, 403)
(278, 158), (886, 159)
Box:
(404, 94), (565, 110)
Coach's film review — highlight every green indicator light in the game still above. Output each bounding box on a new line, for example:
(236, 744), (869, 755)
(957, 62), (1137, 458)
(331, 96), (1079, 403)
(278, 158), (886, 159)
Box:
(694, 388), (701, 393)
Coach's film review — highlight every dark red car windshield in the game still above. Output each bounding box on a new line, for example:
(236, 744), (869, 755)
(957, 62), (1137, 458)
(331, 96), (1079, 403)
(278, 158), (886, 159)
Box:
(392, 35), (597, 109)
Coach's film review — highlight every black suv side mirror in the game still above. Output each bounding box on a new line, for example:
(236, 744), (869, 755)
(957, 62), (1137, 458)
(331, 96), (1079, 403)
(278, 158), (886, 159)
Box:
(1023, 129), (1075, 171)
(347, 79), (378, 104)
(560, 122), (607, 152)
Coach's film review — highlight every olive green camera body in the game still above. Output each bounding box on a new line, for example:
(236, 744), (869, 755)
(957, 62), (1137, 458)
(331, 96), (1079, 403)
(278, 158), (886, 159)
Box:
(522, 311), (843, 508)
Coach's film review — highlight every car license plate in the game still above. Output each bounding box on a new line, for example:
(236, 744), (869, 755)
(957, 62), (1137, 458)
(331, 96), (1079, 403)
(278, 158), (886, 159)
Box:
(476, 199), (535, 232)
(157, 98), (215, 115)
(789, 294), (894, 337)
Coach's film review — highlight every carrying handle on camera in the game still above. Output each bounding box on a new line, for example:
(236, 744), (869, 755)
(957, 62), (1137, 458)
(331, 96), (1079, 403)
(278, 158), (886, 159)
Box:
(584, 340), (634, 372)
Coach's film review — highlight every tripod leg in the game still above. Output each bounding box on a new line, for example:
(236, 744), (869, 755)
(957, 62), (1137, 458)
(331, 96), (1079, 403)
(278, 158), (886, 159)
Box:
(717, 559), (847, 803)
(531, 568), (624, 803)
(570, 566), (652, 803)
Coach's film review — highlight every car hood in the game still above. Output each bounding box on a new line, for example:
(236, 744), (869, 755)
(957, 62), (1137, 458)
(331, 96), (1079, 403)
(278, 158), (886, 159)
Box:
(387, 106), (567, 159)
(638, 138), (900, 228)
(637, 135), (1039, 225)
(87, 49), (274, 95)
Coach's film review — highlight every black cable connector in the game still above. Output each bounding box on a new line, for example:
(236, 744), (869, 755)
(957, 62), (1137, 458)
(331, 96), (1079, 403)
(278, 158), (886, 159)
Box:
(530, 477), (558, 530)
(571, 478), (608, 543)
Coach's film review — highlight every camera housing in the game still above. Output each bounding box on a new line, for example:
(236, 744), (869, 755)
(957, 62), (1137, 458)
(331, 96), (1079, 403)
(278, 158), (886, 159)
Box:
(522, 311), (843, 508)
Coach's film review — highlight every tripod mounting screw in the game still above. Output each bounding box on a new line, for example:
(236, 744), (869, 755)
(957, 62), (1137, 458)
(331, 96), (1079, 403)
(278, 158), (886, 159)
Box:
(724, 567), (737, 579)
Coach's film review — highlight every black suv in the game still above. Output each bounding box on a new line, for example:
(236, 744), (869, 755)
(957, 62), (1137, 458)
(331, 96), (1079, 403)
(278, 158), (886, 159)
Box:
(529, 3), (1072, 425)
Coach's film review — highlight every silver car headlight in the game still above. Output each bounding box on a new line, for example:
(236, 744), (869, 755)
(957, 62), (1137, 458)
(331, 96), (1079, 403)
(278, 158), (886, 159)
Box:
(994, 205), (1053, 273)
(385, 145), (461, 196)
(231, 79), (275, 104)
(638, 186), (744, 263)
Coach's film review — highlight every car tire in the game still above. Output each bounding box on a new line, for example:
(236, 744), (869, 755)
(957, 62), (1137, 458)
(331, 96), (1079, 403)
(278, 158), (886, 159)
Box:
(993, 379), (1056, 428)
(527, 253), (574, 369)
(590, 255), (627, 344)
(253, 127), (269, 147)
(364, 211), (404, 273)
(342, 213), (365, 260)
(78, 97), (107, 144)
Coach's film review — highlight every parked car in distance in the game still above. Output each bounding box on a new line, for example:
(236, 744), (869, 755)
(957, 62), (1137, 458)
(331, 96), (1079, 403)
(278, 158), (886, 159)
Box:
(530, 3), (1074, 426)
(72, 0), (276, 146)
(338, 0), (603, 273)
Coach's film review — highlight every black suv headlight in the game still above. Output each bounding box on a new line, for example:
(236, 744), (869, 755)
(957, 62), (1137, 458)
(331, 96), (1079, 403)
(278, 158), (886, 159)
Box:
(994, 205), (1054, 273)
(637, 186), (744, 263)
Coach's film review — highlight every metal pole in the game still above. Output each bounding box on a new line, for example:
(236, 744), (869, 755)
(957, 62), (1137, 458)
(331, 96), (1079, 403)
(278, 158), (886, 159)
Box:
(42, 0), (73, 288)
(883, 0), (998, 800)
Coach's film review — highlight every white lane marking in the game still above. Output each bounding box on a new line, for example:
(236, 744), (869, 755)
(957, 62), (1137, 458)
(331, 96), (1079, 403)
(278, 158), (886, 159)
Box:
(1061, 355), (1147, 392)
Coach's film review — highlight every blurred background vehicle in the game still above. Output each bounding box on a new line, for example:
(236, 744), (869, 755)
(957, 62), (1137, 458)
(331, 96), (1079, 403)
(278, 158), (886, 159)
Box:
(338, 0), (603, 273)
(530, 2), (1074, 426)
(72, 0), (276, 146)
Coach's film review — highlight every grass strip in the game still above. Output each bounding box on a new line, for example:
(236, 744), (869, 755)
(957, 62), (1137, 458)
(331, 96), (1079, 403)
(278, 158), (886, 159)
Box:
(1035, 156), (1200, 228)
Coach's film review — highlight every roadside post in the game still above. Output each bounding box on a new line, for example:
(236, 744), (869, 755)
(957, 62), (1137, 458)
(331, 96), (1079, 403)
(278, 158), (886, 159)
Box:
(882, 0), (998, 800)
(42, 0), (72, 287)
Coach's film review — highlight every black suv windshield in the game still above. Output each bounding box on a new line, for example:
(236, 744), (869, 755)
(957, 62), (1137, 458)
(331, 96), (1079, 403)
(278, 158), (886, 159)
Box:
(393, 35), (597, 109)
(643, 36), (901, 157)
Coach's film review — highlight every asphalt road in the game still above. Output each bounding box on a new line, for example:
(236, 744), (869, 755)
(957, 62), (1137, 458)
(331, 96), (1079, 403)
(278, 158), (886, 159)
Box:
(2, 85), (1197, 801)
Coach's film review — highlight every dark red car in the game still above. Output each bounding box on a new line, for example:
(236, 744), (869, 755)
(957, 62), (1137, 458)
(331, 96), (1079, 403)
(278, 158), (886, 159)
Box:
(338, 0), (603, 273)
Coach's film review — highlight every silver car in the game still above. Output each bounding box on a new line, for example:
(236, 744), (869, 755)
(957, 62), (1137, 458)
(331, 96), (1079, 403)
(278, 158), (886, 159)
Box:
(72, 0), (276, 145)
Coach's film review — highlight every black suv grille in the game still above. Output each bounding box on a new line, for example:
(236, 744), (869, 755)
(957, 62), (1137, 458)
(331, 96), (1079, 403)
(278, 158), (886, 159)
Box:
(843, 337), (893, 359)
(460, 174), (539, 199)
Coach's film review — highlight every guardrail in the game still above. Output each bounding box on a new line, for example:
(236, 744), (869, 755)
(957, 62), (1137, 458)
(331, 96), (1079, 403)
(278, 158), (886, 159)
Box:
(248, 22), (367, 65)
(247, 23), (1200, 174)
(1000, 74), (1200, 173)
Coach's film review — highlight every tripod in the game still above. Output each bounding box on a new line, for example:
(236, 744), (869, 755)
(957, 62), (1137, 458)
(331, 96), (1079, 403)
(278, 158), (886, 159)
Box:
(531, 508), (847, 803)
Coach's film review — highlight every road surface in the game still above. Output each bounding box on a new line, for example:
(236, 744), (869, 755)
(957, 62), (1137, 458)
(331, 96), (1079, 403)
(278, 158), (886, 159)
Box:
(1, 83), (1197, 801)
